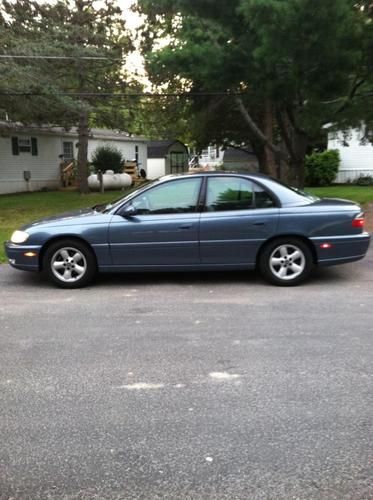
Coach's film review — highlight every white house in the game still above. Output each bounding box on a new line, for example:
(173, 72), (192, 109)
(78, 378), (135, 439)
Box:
(0, 122), (148, 194)
(328, 129), (373, 183)
(199, 145), (224, 168)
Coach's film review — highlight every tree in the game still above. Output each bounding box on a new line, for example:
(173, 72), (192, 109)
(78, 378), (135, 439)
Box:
(137, 0), (371, 186)
(127, 95), (195, 145)
(0, 0), (133, 193)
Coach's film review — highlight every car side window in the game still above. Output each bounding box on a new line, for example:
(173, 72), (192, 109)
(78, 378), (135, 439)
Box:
(206, 177), (254, 212)
(131, 178), (202, 215)
(254, 184), (276, 208)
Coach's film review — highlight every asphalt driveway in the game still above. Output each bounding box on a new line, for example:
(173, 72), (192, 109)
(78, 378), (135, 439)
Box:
(0, 248), (373, 499)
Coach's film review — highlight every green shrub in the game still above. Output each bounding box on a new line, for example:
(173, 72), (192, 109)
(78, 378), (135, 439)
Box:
(91, 145), (124, 174)
(305, 150), (340, 186)
(354, 175), (373, 186)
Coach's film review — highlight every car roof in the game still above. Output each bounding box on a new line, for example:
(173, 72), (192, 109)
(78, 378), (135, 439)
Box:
(160, 171), (269, 181)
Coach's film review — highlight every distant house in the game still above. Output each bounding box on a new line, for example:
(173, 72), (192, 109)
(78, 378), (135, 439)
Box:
(199, 145), (224, 168)
(328, 129), (373, 183)
(0, 122), (147, 195)
(147, 140), (189, 179)
(199, 145), (259, 172)
(223, 147), (259, 172)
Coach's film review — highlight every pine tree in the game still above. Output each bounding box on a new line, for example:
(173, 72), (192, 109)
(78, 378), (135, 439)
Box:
(0, 0), (133, 192)
(137, 0), (371, 186)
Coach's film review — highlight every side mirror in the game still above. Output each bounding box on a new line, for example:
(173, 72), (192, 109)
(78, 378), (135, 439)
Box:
(120, 204), (137, 218)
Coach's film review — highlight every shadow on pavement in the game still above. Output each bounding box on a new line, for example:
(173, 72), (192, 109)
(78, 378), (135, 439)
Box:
(0, 262), (363, 290)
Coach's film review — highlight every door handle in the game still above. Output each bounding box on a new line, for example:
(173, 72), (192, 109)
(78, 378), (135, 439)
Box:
(178, 224), (192, 230)
(253, 222), (265, 226)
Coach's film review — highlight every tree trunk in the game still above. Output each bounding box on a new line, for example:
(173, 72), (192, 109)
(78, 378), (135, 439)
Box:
(276, 108), (308, 187)
(77, 109), (90, 194)
(235, 97), (283, 178)
(260, 100), (278, 178)
(287, 130), (308, 188)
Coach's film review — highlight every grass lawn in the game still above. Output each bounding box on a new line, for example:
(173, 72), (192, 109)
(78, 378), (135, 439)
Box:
(0, 185), (372, 264)
(307, 185), (373, 205)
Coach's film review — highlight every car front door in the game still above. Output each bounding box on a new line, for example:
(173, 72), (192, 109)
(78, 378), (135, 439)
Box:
(109, 177), (203, 268)
(200, 176), (279, 265)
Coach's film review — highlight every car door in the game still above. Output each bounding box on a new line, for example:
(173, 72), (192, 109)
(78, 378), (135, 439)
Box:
(109, 177), (203, 267)
(200, 176), (279, 265)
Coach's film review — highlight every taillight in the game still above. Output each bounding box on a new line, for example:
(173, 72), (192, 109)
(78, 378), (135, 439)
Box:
(352, 213), (365, 229)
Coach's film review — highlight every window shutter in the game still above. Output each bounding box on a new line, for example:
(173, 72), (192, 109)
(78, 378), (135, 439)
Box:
(11, 137), (19, 155)
(31, 137), (38, 156)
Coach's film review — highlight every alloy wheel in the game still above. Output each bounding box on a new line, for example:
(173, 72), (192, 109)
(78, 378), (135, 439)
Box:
(269, 244), (306, 281)
(50, 247), (87, 283)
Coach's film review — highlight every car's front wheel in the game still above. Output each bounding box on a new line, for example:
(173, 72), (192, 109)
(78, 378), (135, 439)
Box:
(259, 238), (314, 286)
(43, 239), (96, 288)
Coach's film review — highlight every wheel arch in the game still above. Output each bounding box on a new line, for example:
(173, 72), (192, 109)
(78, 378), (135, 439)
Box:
(256, 234), (318, 266)
(39, 235), (98, 271)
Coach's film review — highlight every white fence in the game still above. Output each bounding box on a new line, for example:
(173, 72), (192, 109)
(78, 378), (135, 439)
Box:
(335, 169), (373, 183)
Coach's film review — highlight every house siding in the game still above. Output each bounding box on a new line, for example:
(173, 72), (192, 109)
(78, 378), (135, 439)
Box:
(0, 128), (148, 194)
(87, 139), (147, 172)
(328, 129), (373, 182)
(0, 133), (61, 194)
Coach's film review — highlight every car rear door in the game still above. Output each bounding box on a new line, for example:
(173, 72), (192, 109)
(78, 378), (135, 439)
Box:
(199, 176), (279, 265)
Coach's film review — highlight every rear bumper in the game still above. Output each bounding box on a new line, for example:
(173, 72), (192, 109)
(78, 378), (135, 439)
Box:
(4, 242), (41, 271)
(311, 233), (371, 267)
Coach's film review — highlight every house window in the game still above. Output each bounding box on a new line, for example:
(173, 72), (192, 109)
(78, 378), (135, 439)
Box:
(11, 137), (38, 156)
(135, 145), (139, 164)
(18, 138), (31, 153)
(63, 141), (74, 161)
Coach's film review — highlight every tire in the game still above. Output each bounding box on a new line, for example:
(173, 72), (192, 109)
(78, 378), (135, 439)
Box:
(43, 239), (97, 288)
(259, 238), (314, 286)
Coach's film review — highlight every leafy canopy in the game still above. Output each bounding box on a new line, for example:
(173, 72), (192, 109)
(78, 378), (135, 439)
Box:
(137, 0), (372, 183)
(0, 0), (133, 128)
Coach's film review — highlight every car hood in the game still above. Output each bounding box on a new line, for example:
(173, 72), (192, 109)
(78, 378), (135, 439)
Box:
(22, 208), (106, 230)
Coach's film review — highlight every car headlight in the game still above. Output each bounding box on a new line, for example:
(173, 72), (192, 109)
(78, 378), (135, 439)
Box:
(11, 230), (30, 244)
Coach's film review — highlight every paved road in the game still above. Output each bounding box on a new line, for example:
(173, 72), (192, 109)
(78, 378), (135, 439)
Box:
(1, 249), (373, 500)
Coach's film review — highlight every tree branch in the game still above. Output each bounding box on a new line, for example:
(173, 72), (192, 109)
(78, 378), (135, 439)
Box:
(207, 95), (227, 114)
(235, 97), (281, 155)
(335, 78), (366, 114)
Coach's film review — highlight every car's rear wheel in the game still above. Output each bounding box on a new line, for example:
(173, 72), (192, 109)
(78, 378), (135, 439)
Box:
(43, 239), (96, 288)
(259, 238), (314, 286)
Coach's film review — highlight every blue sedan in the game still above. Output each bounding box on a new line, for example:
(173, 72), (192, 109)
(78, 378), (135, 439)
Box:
(4, 173), (371, 288)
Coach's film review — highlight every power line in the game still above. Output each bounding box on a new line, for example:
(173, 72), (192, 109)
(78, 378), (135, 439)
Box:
(0, 55), (117, 61)
(0, 91), (242, 97)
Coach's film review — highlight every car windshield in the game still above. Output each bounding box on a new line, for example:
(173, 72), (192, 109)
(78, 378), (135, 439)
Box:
(92, 180), (157, 213)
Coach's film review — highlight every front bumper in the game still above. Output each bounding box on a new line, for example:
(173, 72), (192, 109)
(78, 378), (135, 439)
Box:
(4, 242), (42, 271)
(311, 232), (371, 266)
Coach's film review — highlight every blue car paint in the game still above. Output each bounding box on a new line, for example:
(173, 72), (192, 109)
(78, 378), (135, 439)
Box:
(4, 173), (371, 276)
(199, 208), (279, 265)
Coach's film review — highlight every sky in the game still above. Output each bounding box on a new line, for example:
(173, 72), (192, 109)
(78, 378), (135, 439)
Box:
(36, 0), (147, 78)
(118, 0), (142, 30)
(118, 0), (147, 78)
